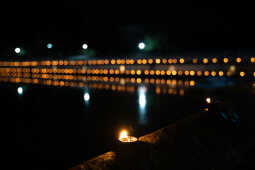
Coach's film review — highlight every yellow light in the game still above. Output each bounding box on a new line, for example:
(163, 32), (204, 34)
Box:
(206, 97), (212, 104)
(211, 71), (216, 77)
(172, 70), (177, 76)
(179, 58), (184, 64)
(236, 57), (242, 63)
(162, 58), (167, 64)
(137, 59), (142, 64)
(156, 70), (161, 75)
(172, 59), (177, 64)
(254, 72), (255, 77)
(203, 58), (208, 64)
(190, 80), (195, 87)
(150, 70), (155, 75)
(111, 60), (116, 65)
(240, 71), (245, 77)
(212, 58), (218, 63)
(144, 70), (149, 75)
(223, 58), (229, 63)
(204, 71), (210, 76)
(119, 130), (128, 140)
(190, 70), (195, 76)
(119, 65), (125, 72)
(184, 71), (189, 76)
(251, 57), (255, 63)
(160, 70), (165, 75)
(219, 71), (224, 77)
(166, 70), (171, 75)
(168, 59), (172, 64)
(197, 71), (202, 76)
(142, 59), (147, 64)
(156, 59), (161, 64)
(131, 70), (135, 75)
(119, 130), (137, 143)
(136, 70), (142, 75)
(148, 59), (153, 64)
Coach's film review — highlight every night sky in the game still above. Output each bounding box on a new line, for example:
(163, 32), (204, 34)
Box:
(1, 2), (255, 57)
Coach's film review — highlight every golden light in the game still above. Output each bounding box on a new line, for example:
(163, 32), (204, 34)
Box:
(236, 57), (242, 63)
(197, 71), (202, 76)
(119, 130), (137, 143)
(219, 71), (224, 77)
(251, 57), (255, 63)
(240, 71), (245, 77)
(155, 59), (161, 64)
(203, 58), (208, 64)
(204, 71), (210, 76)
(190, 70), (195, 76)
(148, 59), (153, 64)
(253, 72), (255, 77)
(211, 71), (216, 77)
(212, 58), (218, 63)
(190, 80), (195, 87)
(184, 71), (189, 76)
(223, 58), (229, 63)
(172, 70), (177, 76)
(206, 97), (212, 104)
(179, 58), (184, 64)
(119, 65), (125, 72)
(162, 58), (167, 64)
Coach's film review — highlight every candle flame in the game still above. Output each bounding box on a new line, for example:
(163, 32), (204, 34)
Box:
(119, 130), (128, 140)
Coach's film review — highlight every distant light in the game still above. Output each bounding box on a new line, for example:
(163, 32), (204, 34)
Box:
(223, 58), (229, 63)
(17, 87), (23, 95)
(84, 92), (90, 102)
(15, 48), (21, 54)
(236, 57), (242, 63)
(47, 43), (53, 49)
(82, 44), (88, 50)
(203, 58), (209, 64)
(138, 42), (146, 50)
(179, 58), (185, 64)
(240, 71), (245, 77)
(206, 97), (212, 104)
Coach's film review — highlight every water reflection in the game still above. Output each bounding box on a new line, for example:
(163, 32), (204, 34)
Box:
(138, 86), (147, 125)
(84, 91), (90, 105)
(17, 87), (23, 95)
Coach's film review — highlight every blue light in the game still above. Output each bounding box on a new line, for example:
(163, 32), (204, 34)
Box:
(17, 87), (23, 95)
(84, 92), (90, 103)
(138, 87), (147, 125)
(47, 43), (53, 49)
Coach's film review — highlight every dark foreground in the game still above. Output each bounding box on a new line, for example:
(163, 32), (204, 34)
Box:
(71, 104), (255, 170)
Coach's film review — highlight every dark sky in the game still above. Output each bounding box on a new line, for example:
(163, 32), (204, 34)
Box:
(1, 2), (255, 56)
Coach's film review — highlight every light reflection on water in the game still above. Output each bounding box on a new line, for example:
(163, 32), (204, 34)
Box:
(84, 91), (90, 105)
(138, 86), (147, 125)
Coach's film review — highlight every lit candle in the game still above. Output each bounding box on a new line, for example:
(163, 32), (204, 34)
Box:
(118, 130), (138, 143)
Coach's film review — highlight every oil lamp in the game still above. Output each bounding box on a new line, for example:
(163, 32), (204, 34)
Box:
(118, 130), (137, 143)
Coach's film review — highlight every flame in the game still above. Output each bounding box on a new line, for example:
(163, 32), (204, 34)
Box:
(119, 130), (128, 140)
